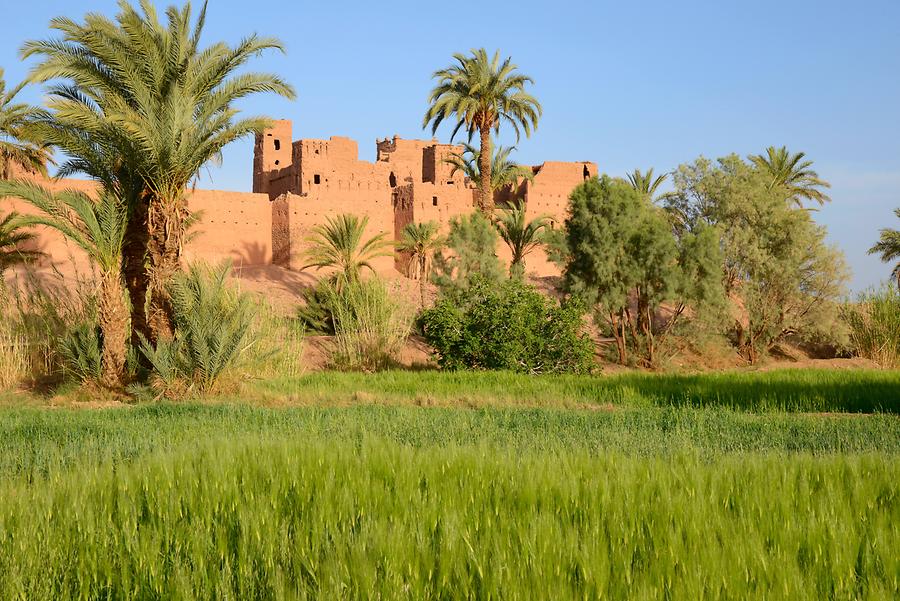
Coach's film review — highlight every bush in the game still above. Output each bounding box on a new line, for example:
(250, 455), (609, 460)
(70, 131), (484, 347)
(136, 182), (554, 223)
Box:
(844, 285), (900, 368)
(139, 262), (256, 395)
(328, 278), (411, 371)
(432, 212), (504, 294)
(420, 276), (594, 373)
(59, 323), (103, 384)
(2, 268), (98, 385)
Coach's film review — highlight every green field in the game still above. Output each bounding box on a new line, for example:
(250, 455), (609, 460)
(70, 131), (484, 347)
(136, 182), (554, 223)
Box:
(0, 369), (898, 599)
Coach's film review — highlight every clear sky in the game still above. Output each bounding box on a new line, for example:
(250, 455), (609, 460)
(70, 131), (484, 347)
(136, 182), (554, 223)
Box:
(2, 0), (898, 291)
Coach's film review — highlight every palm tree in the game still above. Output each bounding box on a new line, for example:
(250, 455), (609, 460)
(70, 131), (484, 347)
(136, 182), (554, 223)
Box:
(0, 212), (42, 276)
(423, 48), (541, 213)
(445, 143), (534, 191)
(869, 208), (900, 288)
(23, 0), (296, 341)
(494, 204), (550, 278)
(302, 214), (392, 287)
(749, 146), (831, 207)
(396, 221), (444, 307)
(0, 69), (51, 179)
(0, 180), (128, 388)
(627, 168), (668, 201)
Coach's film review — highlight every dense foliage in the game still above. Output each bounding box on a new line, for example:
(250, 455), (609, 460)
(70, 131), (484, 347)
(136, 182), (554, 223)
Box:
(431, 212), (505, 292)
(420, 276), (594, 373)
(563, 176), (724, 366)
(665, 156), (849, 362)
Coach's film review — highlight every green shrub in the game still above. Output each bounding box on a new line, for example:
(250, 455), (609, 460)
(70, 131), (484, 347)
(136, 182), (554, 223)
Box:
(59, 323), (103, 384)
(328, 278), (411, 371)
(844, 285), (900, 368)
(420, 276), (594, 373)
(296, 280), (338, 334)
(139, 262), (256, 395)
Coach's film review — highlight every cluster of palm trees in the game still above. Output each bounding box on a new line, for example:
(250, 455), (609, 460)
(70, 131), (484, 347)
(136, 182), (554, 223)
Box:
(0, 1), (294, 388)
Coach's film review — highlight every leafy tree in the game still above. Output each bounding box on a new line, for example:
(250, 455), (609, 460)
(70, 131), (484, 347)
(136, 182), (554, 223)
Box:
(493, 204), (550, 278)
(23, 0), (296, 341)
(432, 212), (504, 294)
(0, 180), (128, 388)
(423, 48), (541, 213)
(420, 276), (593, 374)
(627, 168), (667, 201)
(868, 208), (900, 288)
(0, 212), (41, 276)
(563, 176), (724, 366)
(302, 214), (392, 288)
(0, 68), (50, 179)
(444, 143), (534, 190)
(666, 155), (849, 362)
(749, 146), (831, 207)
(396, 221), (444, 308)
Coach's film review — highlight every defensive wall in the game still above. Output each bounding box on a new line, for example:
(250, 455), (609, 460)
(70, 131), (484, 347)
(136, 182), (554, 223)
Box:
(2, 119), (596, 280)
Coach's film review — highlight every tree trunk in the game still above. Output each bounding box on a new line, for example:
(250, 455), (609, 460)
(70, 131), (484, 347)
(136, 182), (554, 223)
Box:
(98, 270), (128, 389)
(478, 126), (493, 213)
(146, 196), (187, 341)
(123, 196), (150, 345)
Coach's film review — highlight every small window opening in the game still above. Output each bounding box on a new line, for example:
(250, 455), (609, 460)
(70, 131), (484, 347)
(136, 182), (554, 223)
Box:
(389, 172), (397, 187)
(274, 160), (280, 166)
(447, 180), (454, 185)
(314, 174), (321, 185)
(583, 164), (590, 180)
(315, 149), (320, 155)
(274, 139), (281, 151)
(432, 196), (438, 206)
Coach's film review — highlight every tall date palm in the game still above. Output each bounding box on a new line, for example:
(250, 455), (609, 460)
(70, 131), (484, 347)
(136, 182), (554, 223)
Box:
(424, 49), (541, 213)
(22, 0), (296, 340)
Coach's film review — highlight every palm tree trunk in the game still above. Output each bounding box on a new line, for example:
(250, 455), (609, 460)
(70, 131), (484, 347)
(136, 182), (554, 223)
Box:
(478, 126), (493, 213)
(98, 270), (128, 389)
(146, 196), (186, 341)
(123, 195), (150, 345)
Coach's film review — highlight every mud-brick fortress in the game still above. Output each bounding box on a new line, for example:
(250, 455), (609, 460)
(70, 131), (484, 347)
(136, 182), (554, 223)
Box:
(5, 119), (597, 278)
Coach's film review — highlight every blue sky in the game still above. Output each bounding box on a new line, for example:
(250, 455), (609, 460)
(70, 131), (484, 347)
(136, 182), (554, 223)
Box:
(2, 0), (898, 291)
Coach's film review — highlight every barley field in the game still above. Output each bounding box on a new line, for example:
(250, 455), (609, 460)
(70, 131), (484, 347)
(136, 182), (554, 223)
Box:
(0, 370), (898, 599)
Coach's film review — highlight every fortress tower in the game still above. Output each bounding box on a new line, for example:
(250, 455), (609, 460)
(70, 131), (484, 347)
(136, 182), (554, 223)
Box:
(252, 119), (293, 196)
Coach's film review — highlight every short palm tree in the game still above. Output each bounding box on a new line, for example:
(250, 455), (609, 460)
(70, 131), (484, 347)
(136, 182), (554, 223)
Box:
(0, 212), (42, 276)
(749, 146), (831, 206)
(445, 143), (534, 191)
(23, 0), (296, 341)
(396, 221), (444, 307)
(0, 68), (51, 179)
(424, 48), (541, 213)
(0, 180), (128, 389)
(627, 168), (668, 201)
(869, 208), (900, 288)
(494, 204), (550, 278)
(303, 214), (392, 287)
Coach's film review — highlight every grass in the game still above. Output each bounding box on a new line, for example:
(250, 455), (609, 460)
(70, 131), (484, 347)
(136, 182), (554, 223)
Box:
(0, 435), (896, 599)
(256, 368), (900, 413)
(0, 369), (897, 598)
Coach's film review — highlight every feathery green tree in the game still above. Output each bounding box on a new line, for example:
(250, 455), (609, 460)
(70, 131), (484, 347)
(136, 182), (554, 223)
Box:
(0, 180), (128, 388)
(666, 155), (848, 362)
(564, 176), (724, 366)
(396, 221), (444, 308)
(22, 0), (296, 341)
(749, 146), (831, 207)
(424, 49), (541, 213)
(868, 208), (900, 288)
